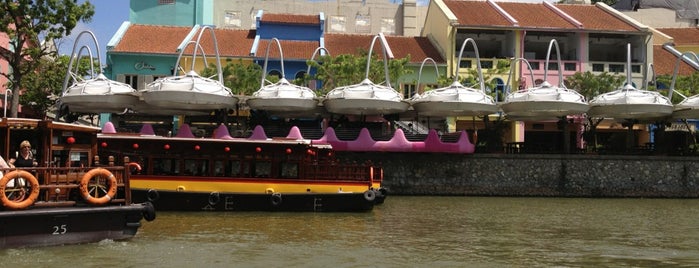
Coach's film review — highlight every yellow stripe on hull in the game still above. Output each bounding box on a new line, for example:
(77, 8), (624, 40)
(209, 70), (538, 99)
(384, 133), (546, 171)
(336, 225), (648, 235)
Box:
(131, 178), (376, 194)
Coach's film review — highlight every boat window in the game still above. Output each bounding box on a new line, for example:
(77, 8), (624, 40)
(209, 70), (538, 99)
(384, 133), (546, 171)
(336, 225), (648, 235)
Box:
(184, 159), (208, 176)
(280, 163), (298, 178)
(213, 160), (225, 177)
(229, 160), (250, 177)
(255, 162), (271, 177)
(153, 158), (180, 175)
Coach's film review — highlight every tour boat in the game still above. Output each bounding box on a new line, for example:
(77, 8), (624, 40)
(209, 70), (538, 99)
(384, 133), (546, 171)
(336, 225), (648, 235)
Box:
(59, 31), (139, 114)
(0, 118), (155, 249)
(588, 44), (673, 120)
(411, 39), (498, 117)
(323, 33), (410, 115)
(500, 39), (588, 120)
(139, 26), (238, 113)
(96, 123), (386, 212)
(246, 40), (320, 116)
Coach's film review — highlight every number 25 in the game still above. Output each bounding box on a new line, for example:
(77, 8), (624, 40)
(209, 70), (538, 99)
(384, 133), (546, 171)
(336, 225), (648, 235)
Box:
(52, 225), (67, 235)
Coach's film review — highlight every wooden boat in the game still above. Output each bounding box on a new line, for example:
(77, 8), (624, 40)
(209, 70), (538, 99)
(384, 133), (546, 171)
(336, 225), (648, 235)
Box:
(96, 123), (386, 212)
(0, 118), (155, 249)
(411, 39), (498, 117)
(500, 39), (588, 120)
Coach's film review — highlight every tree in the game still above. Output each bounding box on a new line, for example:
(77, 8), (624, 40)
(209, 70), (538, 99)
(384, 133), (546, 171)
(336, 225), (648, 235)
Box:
(200, 59), (263, 96)
(0, 0), (94, 118)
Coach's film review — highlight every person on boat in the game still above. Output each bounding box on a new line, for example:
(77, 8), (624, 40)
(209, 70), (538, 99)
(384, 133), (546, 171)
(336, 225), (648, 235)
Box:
(9, 140), (38, 168)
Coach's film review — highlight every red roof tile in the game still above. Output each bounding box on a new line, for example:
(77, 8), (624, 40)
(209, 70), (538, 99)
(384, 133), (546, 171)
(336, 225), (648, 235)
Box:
(653, 45), (696, 76)
(444, 1), (513, 27)
(555, 4), (638, 32)
(657, 28), (699, 45)
(262, 13), (320, 25)
(497, 2), (577, 29)
(324, 34), (444, 63)
(111, 24), (255, 57)
(254, 39), (320, 59)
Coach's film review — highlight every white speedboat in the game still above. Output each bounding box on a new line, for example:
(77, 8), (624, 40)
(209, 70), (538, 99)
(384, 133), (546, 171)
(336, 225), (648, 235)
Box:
(247, 40), (319, 115)
(411, 40), (498, 117)
(59, 31), (138, 114)
(588, 44), (672, 121)
(500, 39), (588, 120)
(323, 33), (410, 115)
(139, 26), (238, 113)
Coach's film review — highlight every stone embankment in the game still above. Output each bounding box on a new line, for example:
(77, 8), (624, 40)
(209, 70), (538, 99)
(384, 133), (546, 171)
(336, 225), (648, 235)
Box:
(338, 152), (699, 197)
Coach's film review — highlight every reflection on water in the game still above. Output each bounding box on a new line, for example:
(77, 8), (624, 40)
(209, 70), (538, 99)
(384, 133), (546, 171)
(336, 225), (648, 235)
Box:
(3, 197), (699, 267)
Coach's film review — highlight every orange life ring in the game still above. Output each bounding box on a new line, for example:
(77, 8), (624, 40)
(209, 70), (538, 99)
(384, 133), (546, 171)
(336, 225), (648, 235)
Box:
(0, 170), (40, 210)
(80, 168), (118, 205)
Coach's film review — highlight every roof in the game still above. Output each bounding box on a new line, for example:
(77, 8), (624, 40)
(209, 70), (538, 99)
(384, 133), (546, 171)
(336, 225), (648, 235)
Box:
(261, 13), (320, 25)
(653, 45), (696, 76)
(324, 34), (445, 63)
(111, 24), (255, 57)
(656, 28), (699, 46)
(443, 0), (641, 32)
(254, 39), (321, 59)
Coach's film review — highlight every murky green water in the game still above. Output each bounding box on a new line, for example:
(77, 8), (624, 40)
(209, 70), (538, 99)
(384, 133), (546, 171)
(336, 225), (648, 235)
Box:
(3, 196), (699, 267)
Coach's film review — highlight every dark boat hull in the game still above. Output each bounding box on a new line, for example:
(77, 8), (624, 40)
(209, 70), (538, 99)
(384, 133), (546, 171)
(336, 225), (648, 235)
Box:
(0, 203), (155, 249)
(133, 189), (376, 212)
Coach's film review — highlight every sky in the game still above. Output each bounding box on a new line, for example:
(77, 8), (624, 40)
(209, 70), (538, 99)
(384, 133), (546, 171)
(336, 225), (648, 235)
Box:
(60, 0), (554, 59)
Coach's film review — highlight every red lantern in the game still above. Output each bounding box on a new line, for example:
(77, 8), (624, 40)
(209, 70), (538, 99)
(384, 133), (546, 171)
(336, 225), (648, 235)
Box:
(164, 144), (170, 150)
(66, 137), (75, 144)
(224, 146), (230, 152)
(100, 142), (108, 148)
(132, 143), (139, 149)
(285, 148), (292, 154)
(194, 145), (200, 151)
(255, 147), (262, 153)
(307, 149), (313, 155)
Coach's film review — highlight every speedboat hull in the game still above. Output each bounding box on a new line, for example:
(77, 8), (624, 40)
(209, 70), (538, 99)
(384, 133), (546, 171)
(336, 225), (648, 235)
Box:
(61, 94), (139, 114)
(141, 91), (238, 111)
(588, 104), (674, 120)
(324, 98), (410, 115)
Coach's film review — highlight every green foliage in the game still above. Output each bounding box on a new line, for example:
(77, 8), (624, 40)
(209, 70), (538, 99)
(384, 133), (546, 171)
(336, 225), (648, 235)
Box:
(654, 72), (699, 104)
(0, 0), (94, 118)
(200, 59), (263, 96)
(306, 51), (412, 95)
(564, 71), (623, 101)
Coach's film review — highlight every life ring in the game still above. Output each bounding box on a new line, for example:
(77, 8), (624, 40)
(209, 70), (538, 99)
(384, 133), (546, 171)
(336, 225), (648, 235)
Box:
(127, 162), (142, 174)
(270, 193), (282, 206)
(147, 188), (160, 202)
(142, 202), (156, 221)
(208, 192), (220, 206)
(80, 168), (118, 205)
(363, 190), (376, 202)
(0, 170), (40, 210)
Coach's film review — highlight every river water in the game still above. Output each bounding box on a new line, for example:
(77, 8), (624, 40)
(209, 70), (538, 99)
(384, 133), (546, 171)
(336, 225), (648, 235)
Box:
(3, 196), (699, 267)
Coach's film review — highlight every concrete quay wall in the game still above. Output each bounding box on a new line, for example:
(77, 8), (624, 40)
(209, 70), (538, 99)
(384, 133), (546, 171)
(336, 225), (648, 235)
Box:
(338, 153), (699, 197)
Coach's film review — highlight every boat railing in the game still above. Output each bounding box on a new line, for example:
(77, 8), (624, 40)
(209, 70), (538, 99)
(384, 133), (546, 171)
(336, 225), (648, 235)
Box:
(300, 160), (379, 182)
(1, 157), (132, 209)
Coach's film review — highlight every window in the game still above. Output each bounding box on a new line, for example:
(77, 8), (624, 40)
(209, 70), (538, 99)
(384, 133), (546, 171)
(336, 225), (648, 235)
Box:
(329, 16), (346, 32)
(381, 18), (395, 34)
(224, 11), (242, 28)
(355, 15), (371, 33)
(124, 75), (139, 90)
(609, 64), (625, 73)
(592, 64), (604, 72)
(403, 84), (417, 99)
(153, 158), (180, 175)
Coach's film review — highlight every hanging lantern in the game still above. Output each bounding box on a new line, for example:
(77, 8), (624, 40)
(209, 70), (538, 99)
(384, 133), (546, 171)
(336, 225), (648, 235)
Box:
(255, 147), (262, 153)
(285, 148), (292, 154)
(194, 145), (200, 151)
(164, 144), (170, 150)
(100, 142), (108, 148)
(66, 137), (76, 144)
(224, 146), (231, 152)
(132, 143), (139, 149)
